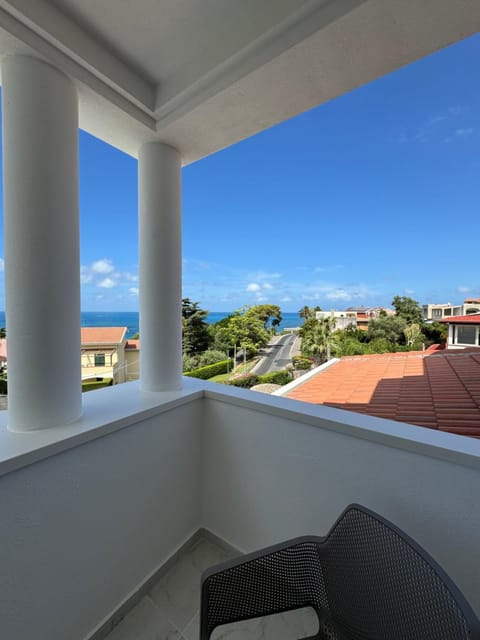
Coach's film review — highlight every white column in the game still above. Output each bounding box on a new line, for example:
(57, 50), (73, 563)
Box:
(138, 142), (182, 391)
(2, 56), (81, 430)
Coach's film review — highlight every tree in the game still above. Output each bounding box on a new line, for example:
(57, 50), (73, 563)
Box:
(299, 306), (317, 320)
(300, 317), (335, 363)
(198, 350), (228, 367)
(422, 321), (447, 347)
(404, 323), (423, 348)
(245, 304), (282, 332)
(182, 298), (211, 355)
(212, 310), (269, 356)
(392, 295), (423, 325)
(367, 315), (407, 345)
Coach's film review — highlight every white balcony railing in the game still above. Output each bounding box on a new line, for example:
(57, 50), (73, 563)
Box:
(1, 379), (480, 639)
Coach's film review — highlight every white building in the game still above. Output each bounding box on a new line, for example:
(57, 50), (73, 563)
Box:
(315, 309), (357, 330)
(440, 314), (480, 349)
(0, 3), (480, 639)
(423, 298), (480, 321)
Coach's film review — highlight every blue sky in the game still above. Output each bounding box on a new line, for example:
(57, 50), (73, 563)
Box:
(0, 33), (479, 313)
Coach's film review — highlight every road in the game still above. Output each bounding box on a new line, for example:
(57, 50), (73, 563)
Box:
(254, 333), (297, 376)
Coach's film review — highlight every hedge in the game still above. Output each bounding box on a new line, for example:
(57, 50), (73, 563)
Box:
(292, 355), (313, 370)
(229, 374), (258, 388)
(82, 378), (113, 392)
(184, 359), (232, 380)
(257, 370), (291, 386)
(229, 369), (291, 389)
(0, 378), (7, 394)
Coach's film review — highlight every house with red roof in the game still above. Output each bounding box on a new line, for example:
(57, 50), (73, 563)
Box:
(81, 327), (128, 384)
(440, 313), (480, 349)
(281, 348), (480, 438)
(124, 338), (140, 381)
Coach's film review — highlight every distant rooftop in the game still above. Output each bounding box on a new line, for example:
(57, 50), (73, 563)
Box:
(80, 327), (127, 345)
(125, 339), (140, 350)
(285, 350), (480, 438)
(440, 314), (480, 324)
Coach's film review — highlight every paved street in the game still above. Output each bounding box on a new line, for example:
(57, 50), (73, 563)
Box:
(253, 333), (297, 376)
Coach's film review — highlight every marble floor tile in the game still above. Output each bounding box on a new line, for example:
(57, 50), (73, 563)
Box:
(208, 607), (318, 640)
(211, 617), (263, 640)
(106, 596), (182, 640)
(258, 607), (319, 640)
(182, 612), (199, 640)
(105, 537), (315, 640)
(149, 551), (203, 631)
(189, 538), (237, 574)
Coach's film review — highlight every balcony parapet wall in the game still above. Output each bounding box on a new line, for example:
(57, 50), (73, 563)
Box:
(1, 380), (479, 638)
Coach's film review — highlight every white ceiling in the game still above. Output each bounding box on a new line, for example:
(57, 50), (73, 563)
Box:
(0, 0), (478, 164)
(49, 0), (303, 86)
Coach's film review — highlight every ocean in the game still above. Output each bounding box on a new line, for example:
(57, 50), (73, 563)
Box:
(0, 310), (304, 339)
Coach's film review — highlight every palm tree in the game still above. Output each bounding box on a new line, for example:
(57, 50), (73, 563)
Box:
(299, 305), (313, 320)
(301, 317), (335, 363)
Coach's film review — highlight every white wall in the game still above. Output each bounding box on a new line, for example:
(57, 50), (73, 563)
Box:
(2, 384), (480, 639)
(0, 399), (202, 640)
(202, 394), (480, 616)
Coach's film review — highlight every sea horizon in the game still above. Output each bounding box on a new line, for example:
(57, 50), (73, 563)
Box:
(0, 310), (304, 339)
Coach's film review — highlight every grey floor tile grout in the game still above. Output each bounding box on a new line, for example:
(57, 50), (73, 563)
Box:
(145, 592), (191, 636)
(104, 537), (281, 640)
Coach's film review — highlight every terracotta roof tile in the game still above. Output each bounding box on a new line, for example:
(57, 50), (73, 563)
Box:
(286, 350), (480, 438)
(439, 313), (480, 324)
(81, 327), (127, 345)
(125, 339), (140, 350)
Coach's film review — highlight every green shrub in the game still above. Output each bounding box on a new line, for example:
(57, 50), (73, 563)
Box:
(228, 374), (258, 388)
(184, 359), (232, 380)
(198, 349), (228, 367)
(257, 370), (291, 385)
(365, 338), (394, 354)
(182, 353), (200, 373)
(0, 378), (7, 394)
(82, 378), (112, 392)
(292, 355), (313, 370)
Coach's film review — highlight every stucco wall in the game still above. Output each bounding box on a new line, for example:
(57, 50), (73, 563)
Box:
(125, 349), (140, 381)
(0, 400), (202, 640)
(202, 395), (480, 616)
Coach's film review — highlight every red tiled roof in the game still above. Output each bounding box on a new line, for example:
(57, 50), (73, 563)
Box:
(286, 350), (480, 438)
(125, 339), (140, 350)
(439, 314), (480, 324)
(81, 327), (127, 345)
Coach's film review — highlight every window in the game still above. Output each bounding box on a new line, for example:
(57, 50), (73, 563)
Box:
(456, 325), (476, 345)
(432, 309), (442, 318)
(444, 308), (452, 316)
(94, 353), (106, 366)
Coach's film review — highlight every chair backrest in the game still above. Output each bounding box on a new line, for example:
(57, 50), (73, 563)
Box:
(202, 538), (327, 637)
(317, 504), (480, 640)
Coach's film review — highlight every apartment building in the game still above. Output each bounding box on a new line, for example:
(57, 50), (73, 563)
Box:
(423, 298), (480, 321)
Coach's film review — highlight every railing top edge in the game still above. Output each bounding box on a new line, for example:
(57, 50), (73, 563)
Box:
(202, 383), (480, 472)
(0, 379), (205, 478)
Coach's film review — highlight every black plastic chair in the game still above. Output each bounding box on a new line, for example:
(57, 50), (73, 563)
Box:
(200, 504), (480, 639)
